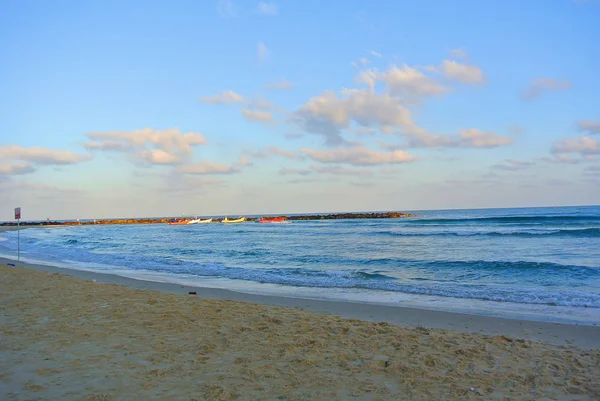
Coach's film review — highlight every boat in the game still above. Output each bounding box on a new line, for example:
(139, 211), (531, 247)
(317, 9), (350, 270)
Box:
(187, 216), (212, 224)
(168, 220), (189, 225)
(222, 217), (246, 223)
(258, 216), (288, 223)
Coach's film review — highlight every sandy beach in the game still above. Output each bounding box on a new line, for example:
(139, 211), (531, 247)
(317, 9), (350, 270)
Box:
(1, 257), (599, 400)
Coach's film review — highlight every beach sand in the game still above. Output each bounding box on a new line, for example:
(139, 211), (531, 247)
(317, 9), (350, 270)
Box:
(1, 260), (599, 400)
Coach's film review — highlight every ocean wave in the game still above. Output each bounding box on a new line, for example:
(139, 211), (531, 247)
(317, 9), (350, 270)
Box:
(412, 215), (600, 225)
(135, 262), (600, 308)
(375, 227), (600, 238)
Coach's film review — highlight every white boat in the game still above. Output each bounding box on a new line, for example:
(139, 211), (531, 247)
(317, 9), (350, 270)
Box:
(188, 218), (212, 224)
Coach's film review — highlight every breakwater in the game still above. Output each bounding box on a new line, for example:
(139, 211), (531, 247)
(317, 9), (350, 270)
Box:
(0, 212), (416, 227)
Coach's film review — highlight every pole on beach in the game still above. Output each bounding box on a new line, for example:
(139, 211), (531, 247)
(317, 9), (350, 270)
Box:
(14, 207), (21, 262)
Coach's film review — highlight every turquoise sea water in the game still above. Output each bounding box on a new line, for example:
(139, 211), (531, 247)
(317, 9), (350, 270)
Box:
(1, 206), (599, 324)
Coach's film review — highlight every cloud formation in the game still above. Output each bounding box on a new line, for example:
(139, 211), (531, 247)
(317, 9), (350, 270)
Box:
(244, 146), (301, 160)
(578, 120), (600, 135)
(84, 128), (206, 165)
(177, 161), (240, 175)
(200, 90), (244, 104)
(241, 109), (274, 123)
(292, 89), (416, 145)
(264, 146), (301, 159)
(301, 146), (415, 165)
(457, 129), (513, 148)
(552, 136), (600, 155)
(441, 60), (485, 84)
(0, 161), (36, 175)
(374, 65), (449, 97)
(521, 78), (571, 100)
(0, 145), (91, 165)
(257, 1), (278, 15)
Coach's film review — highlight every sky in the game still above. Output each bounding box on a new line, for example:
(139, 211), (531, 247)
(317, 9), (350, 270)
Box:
(1, 0), (599, 220)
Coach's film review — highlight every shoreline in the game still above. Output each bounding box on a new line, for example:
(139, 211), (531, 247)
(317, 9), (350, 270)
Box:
(2, 255), (599, 350)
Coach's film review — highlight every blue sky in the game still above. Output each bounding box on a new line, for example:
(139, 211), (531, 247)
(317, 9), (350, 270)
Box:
(1, 0), (599, 220)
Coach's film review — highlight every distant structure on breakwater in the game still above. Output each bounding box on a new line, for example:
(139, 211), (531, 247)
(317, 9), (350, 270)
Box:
(0, 212), (417, 227)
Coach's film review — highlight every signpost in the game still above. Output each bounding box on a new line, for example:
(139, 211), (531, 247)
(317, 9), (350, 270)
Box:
(14, 207), (21, 261)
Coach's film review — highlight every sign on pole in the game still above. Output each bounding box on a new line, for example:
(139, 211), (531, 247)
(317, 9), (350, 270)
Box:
(14, 207), (21, 261)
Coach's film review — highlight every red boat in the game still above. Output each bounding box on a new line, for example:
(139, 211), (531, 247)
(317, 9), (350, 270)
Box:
(258, 216), (287, 223)
(168, 220), (189, 225)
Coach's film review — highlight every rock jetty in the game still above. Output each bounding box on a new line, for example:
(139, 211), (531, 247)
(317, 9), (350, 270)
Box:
(0, 212), (416, 227)
(287, 212), (415, 220)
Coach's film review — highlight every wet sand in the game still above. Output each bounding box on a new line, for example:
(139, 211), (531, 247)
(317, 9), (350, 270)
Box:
(1, 258), (599, 400)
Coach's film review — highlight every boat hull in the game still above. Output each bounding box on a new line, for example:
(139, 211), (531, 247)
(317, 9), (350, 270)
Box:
(223, 217), (246, 223)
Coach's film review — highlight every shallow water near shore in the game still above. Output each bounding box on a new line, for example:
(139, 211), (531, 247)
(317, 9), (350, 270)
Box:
(1, 206), (599, 324)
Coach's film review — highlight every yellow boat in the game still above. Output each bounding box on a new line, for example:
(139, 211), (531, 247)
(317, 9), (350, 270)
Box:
(222, 217), (246, 223)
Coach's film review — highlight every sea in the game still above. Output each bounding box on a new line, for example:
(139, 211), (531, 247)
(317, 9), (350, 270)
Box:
(1, 206), (599, 325)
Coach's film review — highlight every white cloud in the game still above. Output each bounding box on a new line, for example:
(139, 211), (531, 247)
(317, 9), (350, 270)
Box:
(139, 149), (182, 165)
(521, 78), (571, 100)
(458, 128), (513, 148)
(401, 127), (513, 149)
(0, 145), (92, 165)
(200, 90), (244, 104)
(449, 48), (468, 59)
(177, 161), (240, 175)
(265, 79), (294, 90)
(301, 146), (415, 165)
(83, 141), (133, 152)
(552, 136), (600, 155)
(292, 86), (512, 150)
(0, 161), (36, 175)
(244, 146), (301, 160)
(441, 60), (485, 84)
(84, 128), (206, 165)
(257, 41), (269, 64)
(578, 120), (600, 135)
(370, 50), (382, 58)
(359, 57), (370, 66)
(264, 146), (301, 159)
(375, 64), (449, 97)
(291, 89), (417, 145)
(242, 109), (273, 123)
(257, 1), (278, 15)
(217, 0), (237, 18)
